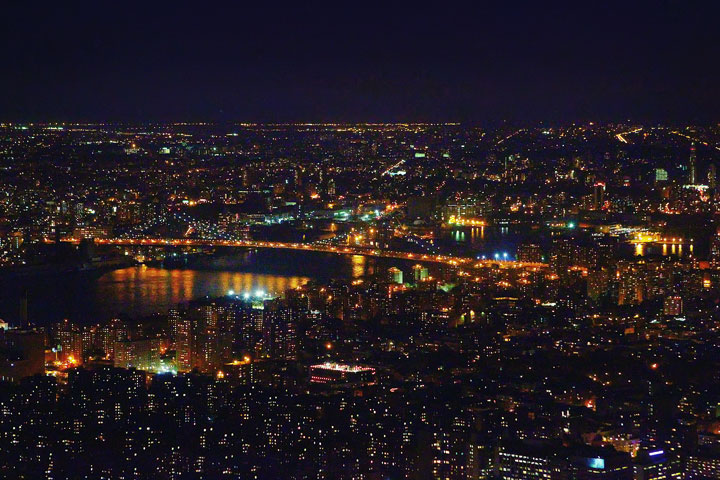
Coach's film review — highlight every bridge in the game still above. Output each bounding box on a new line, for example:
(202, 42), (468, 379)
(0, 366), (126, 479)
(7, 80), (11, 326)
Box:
(66, 237), (547, 270)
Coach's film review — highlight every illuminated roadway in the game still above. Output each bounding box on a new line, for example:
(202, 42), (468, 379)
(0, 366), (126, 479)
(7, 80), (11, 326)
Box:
(670, 130), (720, 152)
(616, 127), (643, 144)
(66, 237), (547, 270)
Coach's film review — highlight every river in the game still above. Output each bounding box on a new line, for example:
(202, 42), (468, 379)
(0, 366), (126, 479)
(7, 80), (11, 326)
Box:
(0, 249), (417, 325)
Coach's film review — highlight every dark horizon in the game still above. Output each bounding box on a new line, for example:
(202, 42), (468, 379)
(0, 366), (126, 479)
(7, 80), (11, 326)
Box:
(2, 2), (720, 123)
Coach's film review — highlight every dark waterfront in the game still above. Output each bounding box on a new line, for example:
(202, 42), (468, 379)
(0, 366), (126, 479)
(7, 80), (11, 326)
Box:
(0, 249), (421, 325)
(1, 223), (707, 326)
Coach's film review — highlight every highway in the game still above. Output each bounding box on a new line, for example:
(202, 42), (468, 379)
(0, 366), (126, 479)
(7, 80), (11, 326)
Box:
(65, 237), (547, 270)
(615, 127), (643, 144)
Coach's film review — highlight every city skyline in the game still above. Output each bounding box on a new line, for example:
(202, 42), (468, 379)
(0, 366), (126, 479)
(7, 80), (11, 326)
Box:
(2, 116), (720, 479)
(3, 3), (720, 479)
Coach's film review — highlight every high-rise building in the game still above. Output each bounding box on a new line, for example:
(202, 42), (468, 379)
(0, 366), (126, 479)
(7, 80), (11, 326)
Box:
(686, 450), (720, 479)
(689, 144), (697, 185)
(84, 322), (130, 360)
(550, 237), (578, 275)
(387, 267), (403, 284)
(197, 304), (220, 330)
(195, 330), (221, 372)
(169, 309), (193, 372)
(56, 319), (83, 365)
(500, 442), (634, 480)
(114, 338), (168, 371)
(262, 299), (296, 360)
(587, 268), (612, 301)
(633, 450), (682, 480)
(593, 182), (606, 210)
(708, 164), (716, 189)
(188, 301), (236, 373)
(498, 442), (562, 479)
(655, 168), (668, 182)
(412, 264), (429, 283)
(517, 243), (543, 263)
(663, 296), (683, 316)
(617, 261), (645, 305)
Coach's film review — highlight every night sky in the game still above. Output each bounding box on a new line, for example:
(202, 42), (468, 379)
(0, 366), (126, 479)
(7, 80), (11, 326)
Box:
(2, 2), (719, 123)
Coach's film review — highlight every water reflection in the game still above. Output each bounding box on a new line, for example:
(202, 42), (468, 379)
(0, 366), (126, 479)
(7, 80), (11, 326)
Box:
(101, 267), (309, 317)
(453, 230), (466, 242)
(469, 226), (485, 242)
(634, 242), (691, 257)
(440, 225), (517, 258)
(351, 255), (366, 278)
(0, 250), (423, 325)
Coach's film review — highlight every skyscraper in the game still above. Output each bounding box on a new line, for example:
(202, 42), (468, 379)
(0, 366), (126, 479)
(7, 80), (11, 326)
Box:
(593, 182), (605, 210)
(688, 144), (697, 185)
(189, 302), (234, 373)
(708, 163), (716, 190)
(262, 299), (296, 360)
(56, 319), (83, 365)
(169, 309), (193, 372)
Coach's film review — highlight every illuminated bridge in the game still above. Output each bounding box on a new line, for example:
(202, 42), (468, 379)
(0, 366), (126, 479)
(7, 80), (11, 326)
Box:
(67, 237), (547, 270)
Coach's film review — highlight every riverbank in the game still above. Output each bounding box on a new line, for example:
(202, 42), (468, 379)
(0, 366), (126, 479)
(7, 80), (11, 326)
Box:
(0, 249), (417, 325)
(0, 257), (137, 280)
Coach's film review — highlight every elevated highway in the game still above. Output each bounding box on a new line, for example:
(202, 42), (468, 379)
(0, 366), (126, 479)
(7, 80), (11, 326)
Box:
(66, 237), (548, 270)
